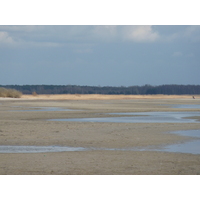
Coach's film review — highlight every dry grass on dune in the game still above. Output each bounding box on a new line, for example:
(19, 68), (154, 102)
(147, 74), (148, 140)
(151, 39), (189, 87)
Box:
(0, 87), (22, 98)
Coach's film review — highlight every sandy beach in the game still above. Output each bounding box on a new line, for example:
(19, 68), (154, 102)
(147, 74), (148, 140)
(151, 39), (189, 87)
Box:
(0, 94), (200, 174)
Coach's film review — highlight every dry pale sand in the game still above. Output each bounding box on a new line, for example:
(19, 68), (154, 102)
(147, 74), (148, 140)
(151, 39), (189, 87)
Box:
(21, 94), (200, 100)
(0, 94), (200, 174)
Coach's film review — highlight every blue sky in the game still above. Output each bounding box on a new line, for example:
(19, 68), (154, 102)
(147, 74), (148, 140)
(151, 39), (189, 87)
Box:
(1, 25), (200, 86)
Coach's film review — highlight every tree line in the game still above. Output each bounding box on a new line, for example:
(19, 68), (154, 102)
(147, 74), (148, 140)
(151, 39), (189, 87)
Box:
(1, 84), (200, 95)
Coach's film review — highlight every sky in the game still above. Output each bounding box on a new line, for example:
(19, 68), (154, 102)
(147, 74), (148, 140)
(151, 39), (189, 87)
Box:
(1, 25), (200, 86)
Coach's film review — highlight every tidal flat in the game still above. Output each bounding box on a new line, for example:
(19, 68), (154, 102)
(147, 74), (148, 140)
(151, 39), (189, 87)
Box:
(0, 94), (200, 174)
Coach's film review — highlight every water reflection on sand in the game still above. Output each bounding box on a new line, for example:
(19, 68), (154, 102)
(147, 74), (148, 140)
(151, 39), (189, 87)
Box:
(0, 145), (86, 153)
(49, 111), (200, 123)
(171, 104), (200, 109)
(2, 104), (200, 154)
(11, 106), (78, 112)
(1, 130), (200, 154)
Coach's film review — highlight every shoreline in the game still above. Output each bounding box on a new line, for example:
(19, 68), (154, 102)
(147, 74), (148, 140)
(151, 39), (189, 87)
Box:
(19, 94), (200, 100)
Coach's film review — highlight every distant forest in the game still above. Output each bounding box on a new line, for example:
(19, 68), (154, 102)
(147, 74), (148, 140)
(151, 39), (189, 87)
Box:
(1, 84), (200, 95)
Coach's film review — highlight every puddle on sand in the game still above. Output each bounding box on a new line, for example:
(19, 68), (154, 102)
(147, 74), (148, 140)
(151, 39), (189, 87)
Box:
(165, 129), (200, 154)
(170, 129), (200, 138)
(171, 104), (200, 109)
(48, 111), (200, 123)
(107, 130), (200, 155)
(0, 146), (86, 153)
(157, 140), (200, 154)
(1, 130), (199, 154)
(11, 106), (78, 112)
(105, 130), (200, 155)
(1, 130), (200, 154)
(149, 130), (200, 155)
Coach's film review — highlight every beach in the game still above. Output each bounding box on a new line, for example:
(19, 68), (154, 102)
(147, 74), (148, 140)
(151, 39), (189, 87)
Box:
(0, 94), (200, 174)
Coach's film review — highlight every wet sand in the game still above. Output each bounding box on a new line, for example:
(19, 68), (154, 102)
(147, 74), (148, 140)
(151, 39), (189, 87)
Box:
(0, 95), (200, 174)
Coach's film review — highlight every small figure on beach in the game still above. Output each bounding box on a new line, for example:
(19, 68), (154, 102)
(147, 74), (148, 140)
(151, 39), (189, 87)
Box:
(193, 96), (195, 99)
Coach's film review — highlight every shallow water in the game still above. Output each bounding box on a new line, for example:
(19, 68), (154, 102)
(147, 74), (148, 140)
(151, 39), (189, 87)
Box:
(152, 130), (200, 154)
(49, 111), (200, 123)
(0, 145), (86, 153)
(11, 106), (77, 112)
(104, 130), (200, 154)
(157, 140), (200, 154)
(171, 104), (200, 109)
(1, 130), (200, 154)
(170, 129), (200, 138)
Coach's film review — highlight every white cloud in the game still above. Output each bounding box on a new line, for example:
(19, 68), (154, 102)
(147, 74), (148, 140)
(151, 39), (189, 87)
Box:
(0, 25), (45, 33)
(0, 26), (64, 48)
(122, 26), (160, 42)
(2, 25), (200, 47)
(0, 31), (14, 44)
(90, 25), (160, 42)
(0, 25), (161, 48)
